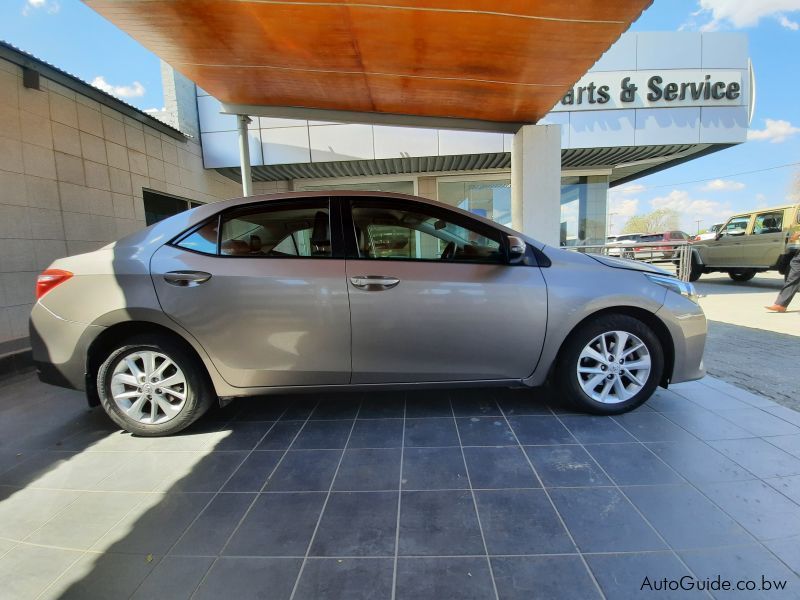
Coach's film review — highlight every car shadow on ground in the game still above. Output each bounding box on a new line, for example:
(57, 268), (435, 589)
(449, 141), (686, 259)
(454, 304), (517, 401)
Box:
(695, 276), (783, 296)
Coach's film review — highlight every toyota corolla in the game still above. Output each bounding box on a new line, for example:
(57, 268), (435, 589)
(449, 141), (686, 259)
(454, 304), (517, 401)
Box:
(30, 192), (706, 436)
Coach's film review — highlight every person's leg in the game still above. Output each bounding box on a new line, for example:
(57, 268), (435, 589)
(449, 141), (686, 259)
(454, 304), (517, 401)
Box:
(768, 252), (800, 310)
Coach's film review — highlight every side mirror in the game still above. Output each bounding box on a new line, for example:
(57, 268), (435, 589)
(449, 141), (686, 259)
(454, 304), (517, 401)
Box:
(507, 236), (527, 264)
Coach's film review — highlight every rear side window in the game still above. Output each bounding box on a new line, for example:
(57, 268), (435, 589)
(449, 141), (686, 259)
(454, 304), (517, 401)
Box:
(176, 220), (218, 254)
(640, 234), (664, 242)
(752, 211), (784, 235)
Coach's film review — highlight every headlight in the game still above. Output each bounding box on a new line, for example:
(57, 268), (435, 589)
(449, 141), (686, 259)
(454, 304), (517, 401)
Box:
(645, 273), (699, 303)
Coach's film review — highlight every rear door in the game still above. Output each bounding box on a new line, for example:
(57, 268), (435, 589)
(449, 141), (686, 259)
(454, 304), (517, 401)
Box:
(746, 210), (787, 267)
(342, 196), (547, 383)
(150, 197), (351, 388)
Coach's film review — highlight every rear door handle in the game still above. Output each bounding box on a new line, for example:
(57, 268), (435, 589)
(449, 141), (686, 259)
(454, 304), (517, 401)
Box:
(349, 275), (400, 290)
(163, 270), (212, 287)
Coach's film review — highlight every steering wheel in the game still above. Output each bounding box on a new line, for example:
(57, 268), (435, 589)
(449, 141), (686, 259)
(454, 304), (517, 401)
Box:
(441, 241), (457, 260)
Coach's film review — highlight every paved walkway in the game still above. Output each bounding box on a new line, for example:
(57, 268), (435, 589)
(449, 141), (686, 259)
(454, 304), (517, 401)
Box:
(696, 272), (799, 410)
(1, 374), (800, 599)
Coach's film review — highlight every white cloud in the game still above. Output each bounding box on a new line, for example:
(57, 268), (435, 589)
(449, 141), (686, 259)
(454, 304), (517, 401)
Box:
(747, 119), (800, 143)
(699, 179), (745, 192)
(22, 0), (59, 15)
(695, 0), (800, 30)
(91, 76), (146, 99)
(649, 190), (732, 231)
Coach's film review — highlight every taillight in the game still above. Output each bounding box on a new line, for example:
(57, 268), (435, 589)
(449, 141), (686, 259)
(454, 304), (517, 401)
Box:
(36, 269), (72, 300)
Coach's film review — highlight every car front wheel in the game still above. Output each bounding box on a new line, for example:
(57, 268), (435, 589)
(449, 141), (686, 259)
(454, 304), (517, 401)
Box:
(97, 335), (214, 436)
(555, 315), (664, 415)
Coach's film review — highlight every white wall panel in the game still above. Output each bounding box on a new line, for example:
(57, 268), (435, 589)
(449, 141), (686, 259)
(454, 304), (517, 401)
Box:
(592, 32), (637, 72)
(635, 107), (700, 145)
(374, 126), (438, 159)
(260, 117), (308, 129)
(262, 127), (311, 164)
(438, 130), (504, 155)
(201, 130), (263, 168)
(700, 106), (749, 143)
(309, 124), (375, 161)
(637, 32), (701, 70)
(569, 110), (635, 148)
(701, 33), (749, 69)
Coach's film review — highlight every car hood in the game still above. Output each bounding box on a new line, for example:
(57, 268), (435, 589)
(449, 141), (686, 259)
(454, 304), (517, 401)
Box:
(585, 253), (672, 275)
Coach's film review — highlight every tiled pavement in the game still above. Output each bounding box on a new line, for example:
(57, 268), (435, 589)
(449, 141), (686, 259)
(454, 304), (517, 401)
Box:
(1, 374), (800, 599)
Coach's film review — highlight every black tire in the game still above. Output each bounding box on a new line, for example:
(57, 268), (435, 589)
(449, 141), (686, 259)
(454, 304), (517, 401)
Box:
(554, 314), (664, 415)
(688, 257), (702, 282)
(728, 269), (756, 282)
(97, 334), (215, 436)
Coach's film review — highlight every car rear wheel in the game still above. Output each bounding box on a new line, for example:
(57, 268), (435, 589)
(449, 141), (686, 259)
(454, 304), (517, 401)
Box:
(97, 335), (214, 436)
(555, 314), (664, 415)
(728, 269), (756, 282)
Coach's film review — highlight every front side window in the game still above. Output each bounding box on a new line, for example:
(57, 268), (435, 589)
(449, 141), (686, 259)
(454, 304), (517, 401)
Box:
(174, 200), (332, 258)
(722, 216), (750, 234)
(350, 200), (503, 263)
(752, 212), (784, 235)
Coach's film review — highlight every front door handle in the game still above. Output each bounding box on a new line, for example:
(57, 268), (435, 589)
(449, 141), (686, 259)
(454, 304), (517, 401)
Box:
(163, 270), (212, 287)
(350, 275), (400, 290)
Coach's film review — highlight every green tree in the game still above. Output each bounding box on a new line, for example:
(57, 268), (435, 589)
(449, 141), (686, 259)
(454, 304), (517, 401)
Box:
(621, 208), (680, 234)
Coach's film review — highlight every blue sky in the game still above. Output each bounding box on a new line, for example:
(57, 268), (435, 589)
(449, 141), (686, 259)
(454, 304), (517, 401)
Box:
(2, 0), (799, 234)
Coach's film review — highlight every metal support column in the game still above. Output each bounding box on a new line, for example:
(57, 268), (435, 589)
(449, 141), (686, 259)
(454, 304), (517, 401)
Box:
(237, 114), (253, 196)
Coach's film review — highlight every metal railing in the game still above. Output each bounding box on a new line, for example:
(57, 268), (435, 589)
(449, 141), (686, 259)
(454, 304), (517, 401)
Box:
(564, 242), (693, 281)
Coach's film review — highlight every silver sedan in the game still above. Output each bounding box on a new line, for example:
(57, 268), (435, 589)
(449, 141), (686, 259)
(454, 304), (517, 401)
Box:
(30, 192), (706, 436)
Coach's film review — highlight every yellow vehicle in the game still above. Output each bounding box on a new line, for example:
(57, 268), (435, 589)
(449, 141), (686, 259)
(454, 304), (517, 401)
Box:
(689, 203), (800, 282)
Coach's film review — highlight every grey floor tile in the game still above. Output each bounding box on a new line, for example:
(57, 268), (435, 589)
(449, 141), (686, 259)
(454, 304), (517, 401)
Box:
(310, 397), (361, 420)
(160, 451), (248, 492)
(717, 409), (800, 437)
(222, 450), (283, 492)
(765, 475), (800, 505)
(450, 393), (501, 417)
(0, 487), (80, 540)
(586, 552), (691, 600)
(699, 480), (800, 541)
(310, 491), (397, 556)
(402, 447), (469, 490)
(765, 537), (800, 575)
(525, 445), (611, 487)
(404, 418), (460, 447)
(92, 492), (211, 554)
(660, 408), (754, 440)
(279, 398), (319, 421)
(212, 422), (275, 451)
(396, 557), (495, 600)
(347, 419), (403, 448)
(264, 449), (341, 491)
(224, 492), (326, 556)
(549, 487), (665, 553)
(171, 493), (255, 556)
(292, 420), (354, 449)
(333, 448), (401, 491)
(766, 434), (800, 458)
(254, 420), (304, 450)
(585, 443), (684, 485)
(492, 556), (601, 600)
(613, 412), (697, 443)
(404, 396), (453, 418)
(131, 556), (214, 600)
(0, 450), (120, 490)
(235, 400), (291, 421)
(43, 551), (156, 600)
(646, 440), (755, 484)
(357, 393), (405, 419)
(506, 416), (576, 445)
(462, 446), (539, 489)
(624, 484), (753, 550)
(762, 404), (800, 427)
(294, 557), (393, 600)
(673, 386), (752, 411)
(709, 438), (800, 478)
(645, 388), (700, 412)
(496, 391), (553, 416)
(679, 545), (800, 599)
(559, 415), (636, 443)
(0, 544), (83, 600)
(398, 490), (484, 556)
(193, 557), (302, 600)
(456, 416), (517, 446)
(475, 489), (574, 555)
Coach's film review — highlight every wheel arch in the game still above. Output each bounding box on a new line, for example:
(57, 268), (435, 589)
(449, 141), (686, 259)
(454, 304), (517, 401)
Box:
(85, 320), (218, 407)
(548, 306), (675, 388)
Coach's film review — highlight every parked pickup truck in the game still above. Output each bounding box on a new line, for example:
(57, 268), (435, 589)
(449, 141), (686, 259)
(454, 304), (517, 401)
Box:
(689, 203), (800, 282)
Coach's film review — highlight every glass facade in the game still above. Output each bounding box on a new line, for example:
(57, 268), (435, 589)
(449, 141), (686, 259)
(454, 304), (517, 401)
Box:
(296, 180), (415, 194)
(559, 175), (609, 247)
(437, 179), (512, 226)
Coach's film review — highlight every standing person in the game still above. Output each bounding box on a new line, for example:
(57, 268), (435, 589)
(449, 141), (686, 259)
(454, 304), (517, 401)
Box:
(766, 252), (800, 312)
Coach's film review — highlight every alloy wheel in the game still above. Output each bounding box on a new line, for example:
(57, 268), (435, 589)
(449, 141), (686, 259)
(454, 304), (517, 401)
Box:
(110, 350), (187, 424)
(576, 330), (651, 404)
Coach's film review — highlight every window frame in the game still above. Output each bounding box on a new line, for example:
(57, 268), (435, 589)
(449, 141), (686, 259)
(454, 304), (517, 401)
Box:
(751, 211), (785, 235)
(169, 197), (344, 259)
(342, 196), (513, 265)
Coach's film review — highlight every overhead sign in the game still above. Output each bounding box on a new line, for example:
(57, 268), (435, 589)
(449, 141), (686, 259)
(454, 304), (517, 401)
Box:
(551, 70), (744, 112)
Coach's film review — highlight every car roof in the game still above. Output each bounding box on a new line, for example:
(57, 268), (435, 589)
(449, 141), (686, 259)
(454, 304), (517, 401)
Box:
(728, 203), (798, 219)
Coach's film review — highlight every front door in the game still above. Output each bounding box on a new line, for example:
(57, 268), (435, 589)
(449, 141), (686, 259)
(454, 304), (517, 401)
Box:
(343, 197), (547, 383)
(150, 198), (351, 388)
(703, 215), (751, 267)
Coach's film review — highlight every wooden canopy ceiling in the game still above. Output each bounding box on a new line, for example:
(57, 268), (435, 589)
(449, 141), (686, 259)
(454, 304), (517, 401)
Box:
(85, 0), (652, 127)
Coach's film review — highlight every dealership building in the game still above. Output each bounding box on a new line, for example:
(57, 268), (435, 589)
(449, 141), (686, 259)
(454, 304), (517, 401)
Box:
(0, 31), (752, 361)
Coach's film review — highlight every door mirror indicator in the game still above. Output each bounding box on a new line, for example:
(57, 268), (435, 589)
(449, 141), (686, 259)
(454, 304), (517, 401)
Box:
(507, 236), (526, 264)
